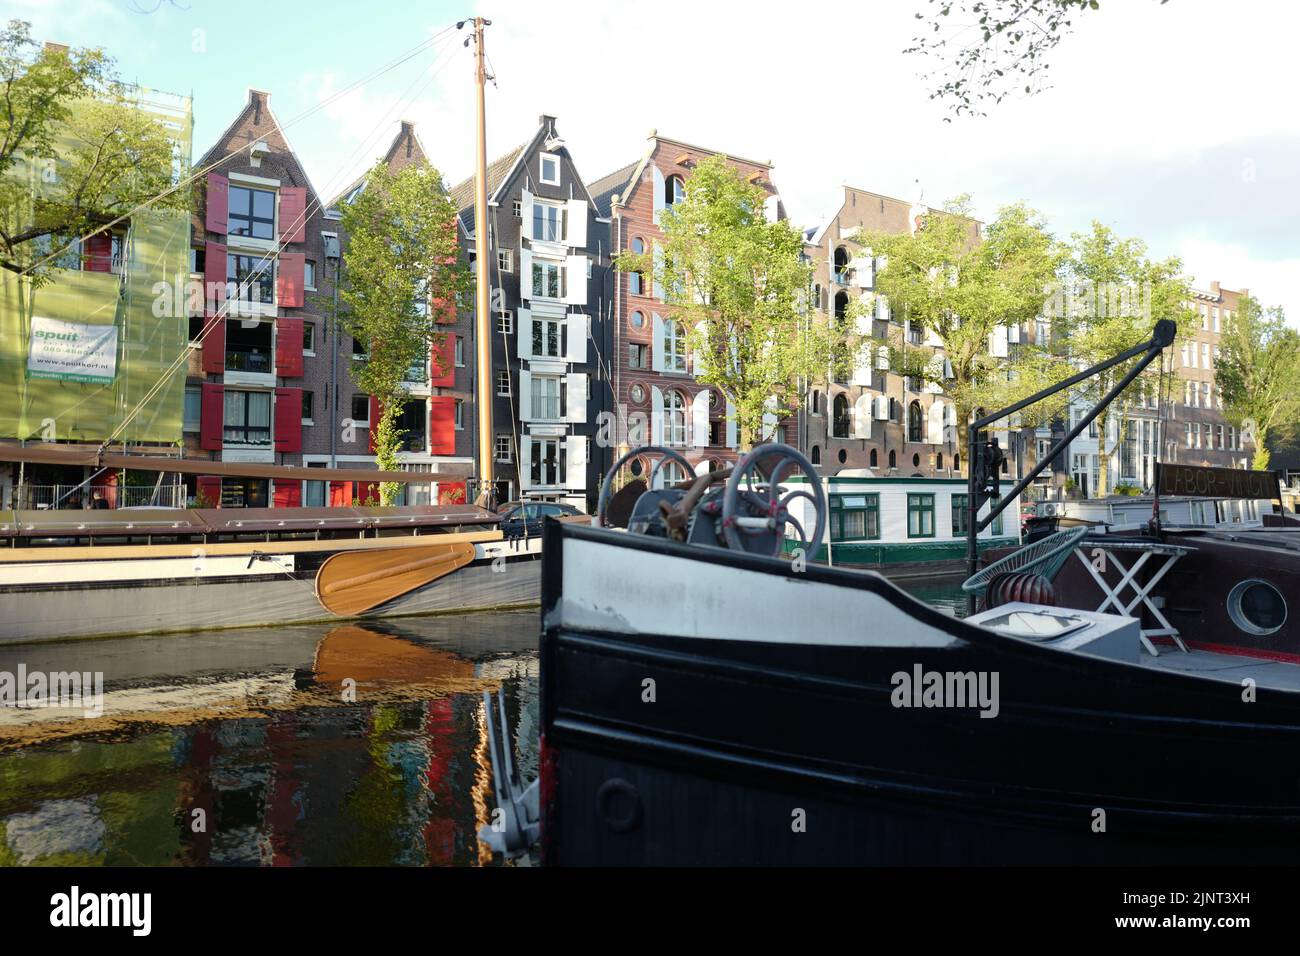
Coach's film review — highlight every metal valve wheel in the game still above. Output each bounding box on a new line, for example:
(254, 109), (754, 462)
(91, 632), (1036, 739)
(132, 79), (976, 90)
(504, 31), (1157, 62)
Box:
(596, 445), (696, 528)
(721, 443), (827, 557)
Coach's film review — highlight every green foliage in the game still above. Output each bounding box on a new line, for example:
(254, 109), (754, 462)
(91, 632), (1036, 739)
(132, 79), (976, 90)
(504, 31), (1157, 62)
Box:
(1113, 482), (1142, 496)
(1057, 221), (1195, 494)
(1216, 295), (1300, 472)
(860, 196), (1070, 448)
(614, 155), (832, 448)
(338, 160), (469, 504)
(0, 20), (188, 281)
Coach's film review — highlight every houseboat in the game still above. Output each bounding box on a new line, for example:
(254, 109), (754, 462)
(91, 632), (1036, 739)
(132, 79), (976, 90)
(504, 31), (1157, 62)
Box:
(1025, 492), (1272, 539)
(786, 470), (1021, 577)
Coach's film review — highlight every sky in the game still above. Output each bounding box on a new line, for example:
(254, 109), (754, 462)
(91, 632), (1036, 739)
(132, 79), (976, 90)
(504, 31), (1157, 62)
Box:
(14, 0), (1299, 316)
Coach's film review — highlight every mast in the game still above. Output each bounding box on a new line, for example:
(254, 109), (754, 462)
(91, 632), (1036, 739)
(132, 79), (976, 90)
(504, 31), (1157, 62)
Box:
(471, 17), (494, 506)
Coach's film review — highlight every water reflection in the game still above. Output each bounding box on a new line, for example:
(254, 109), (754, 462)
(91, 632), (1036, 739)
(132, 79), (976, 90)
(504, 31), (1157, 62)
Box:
(0, 611), (539, 867)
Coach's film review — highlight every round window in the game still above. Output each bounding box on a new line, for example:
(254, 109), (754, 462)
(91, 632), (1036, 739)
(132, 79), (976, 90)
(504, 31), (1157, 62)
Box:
(630, 384), (645, 404)
(631, 310), (645, 329)
(838, 449), (848, 464)
(708, 389), (719, 408)
(1227, 579), (1287, 636)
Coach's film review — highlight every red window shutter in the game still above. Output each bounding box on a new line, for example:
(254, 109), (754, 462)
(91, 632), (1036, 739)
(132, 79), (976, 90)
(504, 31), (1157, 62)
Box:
(276, 253), (304, 308)
(204, 241), (227, 313)
(357, 482), (380, 506)
(205, 173), (228, 234)
(85, 232), (113, 273)
(199, 383), (224, 450)
(272, 481), (302, 508)
(429, 396), (455, 455)
(279, 187), (307, 243)
(368, 395), (381, 453)
(274, 387), (303, 453)
(329, 481), (353, 507)
(437, 481), (466, 505)
(275, 318), (304, 377)
(201, 314), (225, 374)
(430, 334), (455, 387)
(196, 475), (223, 508)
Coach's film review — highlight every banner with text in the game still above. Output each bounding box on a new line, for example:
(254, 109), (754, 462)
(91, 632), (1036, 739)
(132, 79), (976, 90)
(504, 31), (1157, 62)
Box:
(26, 316), (118, 384)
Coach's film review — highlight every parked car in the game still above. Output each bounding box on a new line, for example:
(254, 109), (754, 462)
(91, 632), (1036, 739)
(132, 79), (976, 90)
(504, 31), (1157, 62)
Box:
(497, 501), (583, 539)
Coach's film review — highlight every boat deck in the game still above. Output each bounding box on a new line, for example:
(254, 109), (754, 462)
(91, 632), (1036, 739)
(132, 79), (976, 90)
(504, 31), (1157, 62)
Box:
(1139, 645), (1300, 692)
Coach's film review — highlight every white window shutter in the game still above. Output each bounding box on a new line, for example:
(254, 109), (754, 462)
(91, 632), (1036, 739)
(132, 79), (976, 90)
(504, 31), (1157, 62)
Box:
(651, 386), (665, 445)
(761, 397), (778, 442)
(651, 313), (665, 373)
(852, 395), (872, 439)
(927, 401), (944, 444)
(564, 255), (587, 305)
(851, 250), (872, 288)
(565, 312), (588, 364)
(520, 189), (534, 240)
(874, 396), (889, 421)
(875, 295), (889, 323)
(763, 194), (779, 223)
(694, 459), (712, 477)
(516, 307), (533, 361)
(691, 319), (707, 374)
(691, 389), (709, 448)
(519, 370), (532, 421)
(876, 345), (889, 370)
(566, 372), (588, 423)
(519, 248), (533, 301)
(652, 165), (665, 225)
(989, 325), (1009, 357)
(565, 436), (587, 489)
(725, 397), (738, 448)
(519, 436), (533, 490)
(564, 198), (586, 247)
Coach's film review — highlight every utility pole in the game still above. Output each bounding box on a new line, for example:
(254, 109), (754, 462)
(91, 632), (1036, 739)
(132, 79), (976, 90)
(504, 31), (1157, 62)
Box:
(469, 16), (494, 507)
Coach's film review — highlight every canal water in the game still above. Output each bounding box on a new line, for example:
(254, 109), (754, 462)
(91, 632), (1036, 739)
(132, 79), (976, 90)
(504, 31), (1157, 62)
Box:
(0, 579), (966, 867)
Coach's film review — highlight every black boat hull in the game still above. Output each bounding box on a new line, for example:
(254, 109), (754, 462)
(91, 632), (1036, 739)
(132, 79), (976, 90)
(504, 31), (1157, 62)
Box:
(540, 521), (1300, 865)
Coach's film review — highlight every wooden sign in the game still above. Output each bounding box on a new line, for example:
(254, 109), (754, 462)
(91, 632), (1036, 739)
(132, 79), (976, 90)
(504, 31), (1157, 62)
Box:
(1155, 463), (1280, 501)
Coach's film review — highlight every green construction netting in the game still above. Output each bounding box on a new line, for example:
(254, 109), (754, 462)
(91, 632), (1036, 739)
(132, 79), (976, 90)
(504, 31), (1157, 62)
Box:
(0, 86), (192, 444)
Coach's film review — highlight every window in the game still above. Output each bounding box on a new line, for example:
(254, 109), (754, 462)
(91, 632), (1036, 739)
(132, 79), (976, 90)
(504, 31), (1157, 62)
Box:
(532, 374), (563, 420)
(228, 253), (274, 306)
(532, 202), (563, 242)
(952, 494), (969, 535)
(665, 174), (685, 207)
(539, 153), (560, 186)
(498, 249), (513, 273)
(304, 260), (316, 289)
(630, 383), (645, 403)
(830, 494), (880, 542)
(531, 259), (565, 299)
(662, 317), (687, 373)
(224, 390), (272, 446)
(512, 199), (522, 218)
(530, 437), (563, 486)
(183, 386), (202, 432)
(1201, 343), (1210, 368)
(454, 399), (464, 430)
(908, 401), (923, 443)
(495, 435), (513, 462)
(665, 390), (687, 446)
(832, 394), (851, 438)
(227, 186), (275, 239)
(907, 493), (935, 538)
(301, 391), (314, 421)
(496, 371), (511, 396)
(629, 343), (649, 369)
(395, 399), (427, 451)
(628, 238), (646, 296)
(302, 323), (315, 352)
(497, 311), (514, 334)
(532, 316), (562, 357)
(351, 394), (370, 424)
(991, 508), (1004, 536)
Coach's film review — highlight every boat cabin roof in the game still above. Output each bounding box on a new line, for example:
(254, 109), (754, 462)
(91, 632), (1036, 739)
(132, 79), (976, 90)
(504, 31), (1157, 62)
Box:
(0, 504), (500, 540)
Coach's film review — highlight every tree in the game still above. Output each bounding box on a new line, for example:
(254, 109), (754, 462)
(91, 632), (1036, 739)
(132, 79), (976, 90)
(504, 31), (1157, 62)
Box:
(615, 155), (833, 449)
(1216, 295), (1300, 472)
(338, 161), (468, 505)
(1057, 222), (1196, 496)
(905, 0), (1169, 119)
(860, 196), (1070, 460)
(0, 20), (187, 280)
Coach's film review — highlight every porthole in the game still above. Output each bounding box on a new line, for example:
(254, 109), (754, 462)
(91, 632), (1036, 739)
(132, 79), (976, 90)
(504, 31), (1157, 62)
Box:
(1227, 579), (1287, 636)
(630, 384), (645, 404)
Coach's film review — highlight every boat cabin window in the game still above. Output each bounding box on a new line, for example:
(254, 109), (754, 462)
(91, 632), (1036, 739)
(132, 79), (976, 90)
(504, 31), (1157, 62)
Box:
(907, 493), (935, 538)
(829, 493), (879, 542)
(952, 494), (969, 535)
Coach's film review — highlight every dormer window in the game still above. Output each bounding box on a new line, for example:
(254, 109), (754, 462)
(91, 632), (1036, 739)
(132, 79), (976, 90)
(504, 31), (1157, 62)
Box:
(539, 153), (560, 186)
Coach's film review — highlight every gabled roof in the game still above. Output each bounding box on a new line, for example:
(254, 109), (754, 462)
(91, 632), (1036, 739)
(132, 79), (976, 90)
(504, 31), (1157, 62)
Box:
(589, 161), (638, 218)
(327, 120), (433, 214)
(449, 145), (526, 212)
